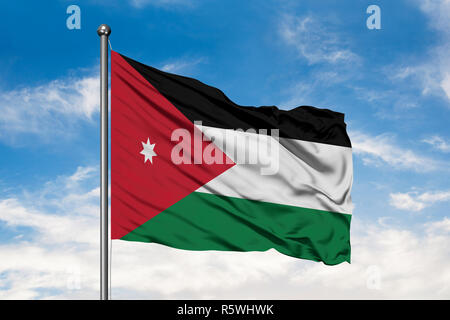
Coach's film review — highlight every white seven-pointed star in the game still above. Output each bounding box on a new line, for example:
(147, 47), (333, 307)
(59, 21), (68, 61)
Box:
(140, 138), (157, 164)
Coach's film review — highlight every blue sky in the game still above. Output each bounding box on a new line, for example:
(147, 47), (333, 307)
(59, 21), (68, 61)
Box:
(0, 0), (449, 299)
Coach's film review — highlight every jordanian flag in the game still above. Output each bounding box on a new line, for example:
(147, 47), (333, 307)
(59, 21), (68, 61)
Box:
(111, 51), (353, 265)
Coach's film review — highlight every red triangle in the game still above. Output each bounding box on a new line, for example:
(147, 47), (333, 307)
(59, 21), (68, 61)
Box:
(111, 51), (235, 239)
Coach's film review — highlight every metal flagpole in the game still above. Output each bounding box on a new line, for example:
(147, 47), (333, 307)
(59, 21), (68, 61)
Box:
(97, 24), (111, 301)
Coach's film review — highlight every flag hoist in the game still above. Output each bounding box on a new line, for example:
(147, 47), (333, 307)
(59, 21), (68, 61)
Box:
(97, 24), (111, 301)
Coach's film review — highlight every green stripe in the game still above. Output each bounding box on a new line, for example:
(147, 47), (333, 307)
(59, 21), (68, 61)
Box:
(121, 192), (351, 265)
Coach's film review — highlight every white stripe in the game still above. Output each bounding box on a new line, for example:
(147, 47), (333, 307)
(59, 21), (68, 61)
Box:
(195, 125), (353, 214)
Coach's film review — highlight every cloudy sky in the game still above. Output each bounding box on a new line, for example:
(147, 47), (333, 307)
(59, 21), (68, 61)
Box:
(0, 0), (449, 299)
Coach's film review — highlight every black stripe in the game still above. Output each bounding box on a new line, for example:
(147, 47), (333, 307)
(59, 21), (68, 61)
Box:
(120, 53), (351, 148)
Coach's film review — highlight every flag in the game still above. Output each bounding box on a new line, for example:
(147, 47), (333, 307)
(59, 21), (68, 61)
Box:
(111, 51), (353, 265)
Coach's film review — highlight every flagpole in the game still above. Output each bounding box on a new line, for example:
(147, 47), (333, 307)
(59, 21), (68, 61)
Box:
(97, 24), (111, 301)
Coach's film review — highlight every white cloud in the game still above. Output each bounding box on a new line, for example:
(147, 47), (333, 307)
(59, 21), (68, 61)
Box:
(350, 131), (441, 172)
(389, 193), (426, 212)
(0, 166), (99, 246)
(387, 61), (450, 102)
(418, 0), (450, 34)
(426, 217), (450, 234)
(280, 15), (359, 65)
(0, 73), (99, 143)
(160, 57), (205, 74)
(0, 198), (97, 245)
(280, 70), (354, 109)
(390, 190), (450, 212)
(68, 166), (97, 183)
(419, 191), (450, 203)
(387, 0), (450, 103)
(0, 166), (450, 299)
(422, 135), (450, 153)
(441, 73), (450, 100)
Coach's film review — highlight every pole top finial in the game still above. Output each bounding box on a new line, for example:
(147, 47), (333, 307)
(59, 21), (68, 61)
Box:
(97, 24), (111, 37)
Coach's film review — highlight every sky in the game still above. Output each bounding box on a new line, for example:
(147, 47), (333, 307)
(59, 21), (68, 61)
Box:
(0, 0), (449, 299)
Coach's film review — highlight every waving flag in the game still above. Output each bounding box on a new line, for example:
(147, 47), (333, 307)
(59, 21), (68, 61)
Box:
(111, 51), (353, 265)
